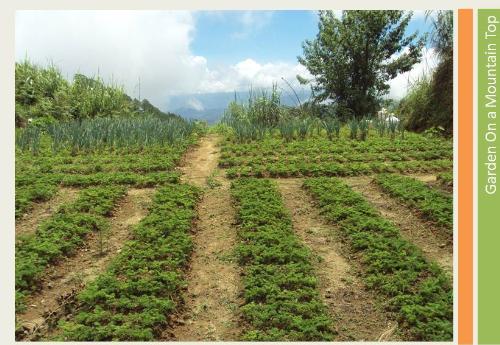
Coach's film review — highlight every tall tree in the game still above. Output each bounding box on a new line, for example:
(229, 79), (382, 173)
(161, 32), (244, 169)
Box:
(400, 10), (453, 134)
(299, 10), (425, 119)
(429, 10), (453, 132)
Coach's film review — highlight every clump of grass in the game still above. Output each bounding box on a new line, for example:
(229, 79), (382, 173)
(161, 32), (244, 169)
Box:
(322, 116), (341, 140)
(206, 171), (222, 189)
(16, 116), (196, 154)
(358, 117), (370, 141)
(348, 118), (359, 139)
(387, 119), (398, 139)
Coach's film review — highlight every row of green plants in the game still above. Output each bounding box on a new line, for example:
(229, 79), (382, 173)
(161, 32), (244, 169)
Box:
(303, 178), (452, 341)
(231, 178), (334, 341)
(16, 116), (198, 154)
(15, 144), (185, 219)
(15, 181), (59, 219)
(374, 174), (453, 231)
(16, 172), (180, 191)
(225, 159), (452, 179)
(15, 186), (127, 312)
(220, 135), (452, 158)
(219, 149), (452, 168)
(29, 156), (176, 175)
(437, 172), (453, 188)
(223, 116), (407, 143)
(219, 85), (409, 143)
(15, 144), (185, 183)
(56, 184), (201, 341)
(17, 145), (183, 166)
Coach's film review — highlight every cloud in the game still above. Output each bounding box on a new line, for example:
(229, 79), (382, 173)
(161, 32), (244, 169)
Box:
(16, 11), (205, 106)
(196, 58), (312, 94)
(231, 11), (274, 39)
(387, 47), (438, 99)
(15, 10), (430, 111)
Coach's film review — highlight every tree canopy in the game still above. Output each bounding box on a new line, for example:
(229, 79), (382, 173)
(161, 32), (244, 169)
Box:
(299, 10), (425, 119)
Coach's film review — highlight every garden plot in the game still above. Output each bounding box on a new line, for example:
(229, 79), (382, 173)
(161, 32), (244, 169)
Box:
(343, 176), (452, 274)
(16, 188), (154, 340)
(276, 179), (399, 341)
(303, 178), (452, 341)
(15, 187), (79, 238)
(167, 136), (243, 341)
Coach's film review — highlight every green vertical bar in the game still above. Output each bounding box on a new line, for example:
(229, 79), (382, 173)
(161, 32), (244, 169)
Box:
(478, 8), (500, 345)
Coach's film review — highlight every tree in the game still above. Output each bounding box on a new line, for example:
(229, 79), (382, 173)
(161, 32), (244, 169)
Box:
(298, 10), (425, 119)
(428, 10), (453, 133)
(400, 10), (453, 134)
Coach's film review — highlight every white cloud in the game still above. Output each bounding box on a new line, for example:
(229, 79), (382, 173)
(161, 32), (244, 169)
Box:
(231, 11), (274, 39)
(196, 58), (312, 94)
(15, 10), (431, 111)
(16, 10), (298, 108)
(387, 47), (438, 99)
(16, 11), (205, 106)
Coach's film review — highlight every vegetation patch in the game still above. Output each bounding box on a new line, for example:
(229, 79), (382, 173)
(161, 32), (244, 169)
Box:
(56, 184), (201, 341)
(231, 178), (334, 341)
(375, 174), (453, 231)
(303, 178), (452, 341)
(15, 182), (59, 219)
(220, 136), (452, 178)
(15, 186), (127, 312)
(437, 172), (453, 188)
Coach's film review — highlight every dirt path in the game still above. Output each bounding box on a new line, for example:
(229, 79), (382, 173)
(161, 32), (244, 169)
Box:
(343, 176), (453, 274)
(167, 135), (242, 341)
(276, 179), (399, 341)
(16, 188), (154, 340)
(406, 173), (437, 183)
(16, 188), (79, 238)
(179, 135), (220, 187)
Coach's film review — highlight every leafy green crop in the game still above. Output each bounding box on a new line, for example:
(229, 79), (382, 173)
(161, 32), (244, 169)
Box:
(15, 186), (126, 312)
(15, 181), (59, 219)
(437, 172), (453, 187)
(303, 178), (452, 341)
(231, 178), (334, 341)
(56, 184), (201, 341)
(375, 174), (453, 231)
(220, 136), (452, 178)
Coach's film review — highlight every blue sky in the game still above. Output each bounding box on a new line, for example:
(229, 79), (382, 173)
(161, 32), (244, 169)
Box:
(16, 10), (438, 110)
(191, 11), (433, 68)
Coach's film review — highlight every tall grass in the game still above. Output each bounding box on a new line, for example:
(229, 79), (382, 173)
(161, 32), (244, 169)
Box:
(17, 116), (196, 154)
(16, 60), (137, 125)
(322, 117), (341, 140)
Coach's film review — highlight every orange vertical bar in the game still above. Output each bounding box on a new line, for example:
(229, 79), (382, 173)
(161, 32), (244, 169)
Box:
(458, 8), (473, 345)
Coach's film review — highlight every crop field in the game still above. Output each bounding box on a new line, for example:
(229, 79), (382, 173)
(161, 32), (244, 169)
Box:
(12, 8), (458, 342)
(15, 118), (454, 341)
(13, 10), (456, 338)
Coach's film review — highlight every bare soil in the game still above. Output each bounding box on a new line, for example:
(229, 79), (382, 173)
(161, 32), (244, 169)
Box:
(16, 188), (79, 238)
(179, 135), (220, 188)
(16, 188), (154, 340)
(406, 173), (437, 183)
(166, 135), (243, 341)
(343, 176), (453, 274)
(276, 178), (399, 341)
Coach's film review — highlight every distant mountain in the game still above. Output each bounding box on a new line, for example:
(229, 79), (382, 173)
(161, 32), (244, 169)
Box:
(173, 107), (225, 124)
(165, 89), (311, 123)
